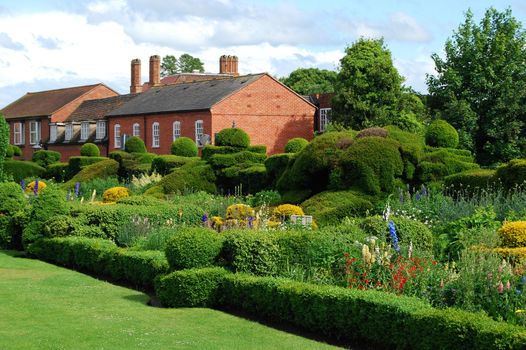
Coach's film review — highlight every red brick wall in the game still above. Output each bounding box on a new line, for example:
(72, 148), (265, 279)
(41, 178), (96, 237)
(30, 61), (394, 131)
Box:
(108, 111), (211, 154)
(211, 74), (316, 154)
(10, 118), (50, 160)
(51, 85), (118, 123)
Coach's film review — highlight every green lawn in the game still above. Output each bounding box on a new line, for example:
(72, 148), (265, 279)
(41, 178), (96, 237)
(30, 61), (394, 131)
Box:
(0, 251), (341, 350)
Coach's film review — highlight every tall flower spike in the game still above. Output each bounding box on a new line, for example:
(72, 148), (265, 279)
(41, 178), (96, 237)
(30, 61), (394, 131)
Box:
(34, 178), (39, 196)
(389, 220), (400, 254)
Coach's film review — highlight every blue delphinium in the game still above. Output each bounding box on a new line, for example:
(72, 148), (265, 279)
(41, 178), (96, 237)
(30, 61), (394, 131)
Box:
(34, 178), (39, 196)
(415, 191), (421, 201)
(20, 179), (25, 191)
(75, 182), (80, 198)
(201, 213), (208, 223)
(421, 184), (428, 197)
(248, 216), (254, 228)
(389, 220), (400, 254)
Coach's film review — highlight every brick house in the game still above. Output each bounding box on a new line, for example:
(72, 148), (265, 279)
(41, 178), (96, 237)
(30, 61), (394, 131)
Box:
(107, 72), (316, 155)
(1, 84), (118, 160)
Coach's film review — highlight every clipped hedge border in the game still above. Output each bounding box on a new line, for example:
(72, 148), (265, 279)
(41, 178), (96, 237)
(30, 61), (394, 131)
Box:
(28, 237), (168, 289)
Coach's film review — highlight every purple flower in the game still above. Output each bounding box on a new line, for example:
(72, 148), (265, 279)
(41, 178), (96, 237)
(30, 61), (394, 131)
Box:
(248, 216), (254, 228)
(389, 220), (400, 254)
(34, 178), (39, 196)
(415, 191), (421, 201)
(201, 213), (208, 223)
(75, 182), (80, 198)
(20, 179), (25, 191)
(421, 184), (428, 197)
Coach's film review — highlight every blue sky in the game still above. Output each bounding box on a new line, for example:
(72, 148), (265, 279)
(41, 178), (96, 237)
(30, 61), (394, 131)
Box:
(0, 0), (524, 107)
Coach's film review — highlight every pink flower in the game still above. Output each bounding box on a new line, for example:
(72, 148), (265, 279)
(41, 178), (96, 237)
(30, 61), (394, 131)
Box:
(497, 282), (504, 294)
(506, 280), (511, 290)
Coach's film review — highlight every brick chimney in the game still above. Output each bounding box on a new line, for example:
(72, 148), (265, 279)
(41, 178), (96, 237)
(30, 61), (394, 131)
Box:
(130, 58), (142, 94)
(149, 55), (161, 86)
(219, 55), (239, 76)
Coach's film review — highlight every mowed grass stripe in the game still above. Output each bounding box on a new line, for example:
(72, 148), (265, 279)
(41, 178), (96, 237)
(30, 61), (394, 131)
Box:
(0, 251), (341, 350)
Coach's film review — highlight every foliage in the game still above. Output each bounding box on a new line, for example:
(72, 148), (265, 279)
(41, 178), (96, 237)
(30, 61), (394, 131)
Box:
(272, 204), (304, 219)
(495, 159), (526, 191)
(0, 182), (26, 248)
(355, 127), (389, 139)
(284, 137), (308, 153)
(444, 169), (497, 194)
(171, 136), (198, 157)
(301, 190), (374, 226)
(425, 120), (459, 148)
(0, 115), (9, 181)
(247, 145), (267, 154)
(215, 128), (250, 148)
(31, 150), (61, 167)
(427, 8), (526, 165)
(201, 145), (241, 160)
(80, 143), (100, 157)
(279, 68), (337, 95)
(66, 156), (108, 179)
(331, 38), (403, 129)
(5, 144), (14, 158)
(44, 162), (69, 182)
(160, 53), (205, 76)
(124, 136), (146, 153)
(165, 228), (224, 270)
(102, 186), (130, 203)
(155, 267), (230, 307)
(264, 153), (294, 187)
(155, 161), (216, 194)
(249, 190), (282, 207)
(63, 159), (119, 191)
(498, 221), (526, 248)
(151, 155), (199, 175)
(416, 147), (479, 183)
(3, 160), (45, 182)
(226, 203), (255, 220)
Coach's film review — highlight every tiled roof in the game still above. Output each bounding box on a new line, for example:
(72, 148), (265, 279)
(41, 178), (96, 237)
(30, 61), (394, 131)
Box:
(1, 84), (105, 119)
(67, 94), (138, 122)
(141, 73), (233, 92)
(108, 74), (264, 117)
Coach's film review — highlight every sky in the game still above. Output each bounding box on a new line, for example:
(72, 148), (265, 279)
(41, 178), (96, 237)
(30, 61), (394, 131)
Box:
(0, 0), (525, 108)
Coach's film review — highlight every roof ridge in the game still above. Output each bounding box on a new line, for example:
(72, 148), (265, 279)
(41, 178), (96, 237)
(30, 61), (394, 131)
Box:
(26, 83), (102, 95)
(157, 73), (265, 89)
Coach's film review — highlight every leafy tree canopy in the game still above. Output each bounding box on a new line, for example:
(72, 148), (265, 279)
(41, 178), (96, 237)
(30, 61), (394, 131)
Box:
(427, 7), (526, 164)
(0, 114), (9, 181)
(330, 38), (404, 130)
(161, 53), (205, 77)
(280, 68), (337, 95)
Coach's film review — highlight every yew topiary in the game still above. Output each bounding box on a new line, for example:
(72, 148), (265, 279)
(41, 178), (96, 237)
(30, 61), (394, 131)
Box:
(171, 137), (198, 157)
(284, 138), (308, 153)
(124, 136), (147, 153)
(215, 128), (250, 148)
(80, 143), (100, 157)
(102, 186), (130, 203)
(425, 120), (459, 148)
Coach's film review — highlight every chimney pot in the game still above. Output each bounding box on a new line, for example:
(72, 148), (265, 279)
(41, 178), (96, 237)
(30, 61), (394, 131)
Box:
(130, 58), (142, 94)
(149, 55), (161, 86)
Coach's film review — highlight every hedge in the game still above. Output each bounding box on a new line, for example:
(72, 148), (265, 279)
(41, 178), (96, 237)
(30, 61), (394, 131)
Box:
(156, 161), (216, 194)
(44, 162), (69, 182)
(444, 169), (497, 193)
(208, 151), (267, 169)
(171, 137), (198, 157)
(495, 158), (526, 191)
(247, 145), (267, 154)
(4, 160), (45, 182)
(124, 136), (147, 153)
(165, 228), (224, 271)
(32, 150), (61, 167)
(28, 237), (169, 289)
(155, 267), (229, 307)
(151, 155), (200, 175)
(201, 145), (241, 161)
(80, 143), (100, 157)
(67, 156), (108, 179)
(63, 159), (119, 189)
(215, 128), (250, 148)
(0, 182), (26, 249)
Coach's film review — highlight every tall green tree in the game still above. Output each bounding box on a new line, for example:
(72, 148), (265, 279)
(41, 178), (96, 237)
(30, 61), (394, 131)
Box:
(280, 68), (337, 95)
(427, 8), (526, 164)
(0, 115), (9, 182)
(331, 38), (403, 129)
(161, 53), (205, 77)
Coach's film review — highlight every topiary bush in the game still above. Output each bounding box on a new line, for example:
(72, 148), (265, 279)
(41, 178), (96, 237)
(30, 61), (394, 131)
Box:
(265, 153), (294, 187)
(151, 155), (200, 175)
(284, 138), (308, 153)
(63, 159), (119, 190)
(247, 145), (267, 154)
(44, 162), (69, 182)
(66, 156), (108, 179)
(272, 204), (304, 220)
(201, 145), (240, 160)
(5, 144), (14, 158)
(444, 169), (497, 194)
(80, 143), (100, 157)
(32, 150), (61, 167)
(498, 221), (526, 248)
(226, 204), (255, 220)
(495, 159), (526, 191)
(124, 136), (147, 153)
(102, 186), (130, 203)
(156, 161), (216, 194)
(3, 160), (45, 182)
(171, 137), (198, 157)
(425, 120), (459, 148)
(12, 145), (22, 157)
(355, 127), (389, 139)
(215, 128), (250, 148)
(0, 182), (26, 249)
(165, 228), (225, 270)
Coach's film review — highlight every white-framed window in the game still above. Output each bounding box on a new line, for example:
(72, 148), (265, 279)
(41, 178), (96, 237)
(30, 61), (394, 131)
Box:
(133, 123), (140, 137)
(29, 121), (41, 145)
(49, 124), (57, 143)
(319, 108), (331, 132)
(195, 120), (203, 146)
(152, 122), (160, 148)
(80, 122), (89, 141)
(96, 120), (106, 139)
(65, 123), (73, 141)
(13, 122), (24, 145)
(114, 124), (121, 148)
(173, 121), (181, 141)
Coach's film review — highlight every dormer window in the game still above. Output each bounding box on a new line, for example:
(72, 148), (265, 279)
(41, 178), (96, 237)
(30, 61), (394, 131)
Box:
(65, 123), (73, 141)
(50, 124), (57, 143)
(80, 122), (89, 141)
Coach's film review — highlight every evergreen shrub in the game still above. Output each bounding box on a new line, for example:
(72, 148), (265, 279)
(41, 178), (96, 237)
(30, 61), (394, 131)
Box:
(32, 150), (61, 167)
(171, 137), (198, 157)
(215, 127), (250, 148)
(284, 138), (308, 153)
(63, 159), (119, 189)
(264, 153), (294, 187)
(124, 136), (147, 153)
(425, 119), (459, 148)
(0, 182), (26, 248)
(5, 144), (14, 158)
(44, 162), (69, 182)
(495, 159), (526, 191)
(165, 228), (224, 270)
(157, 161), (216, 194)
(498, 221), (526, 248)
(80, 143), (100, 157)
(151, 155), (200, 175)
(102, 186), (130, 203)
(355, 127), (388, 139)
(444, 169), (497, 193)
(3, 160), (45, 182)
(247, 145), (267, 154)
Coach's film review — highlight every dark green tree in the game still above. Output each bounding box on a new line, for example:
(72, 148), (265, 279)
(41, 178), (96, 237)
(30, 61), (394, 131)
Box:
(427, 8), (526, 164)
(161, 53), (205, 77)
(279, 68), (337, 95)
(331, 38), (403, 129)
(0, 115), (9, 182)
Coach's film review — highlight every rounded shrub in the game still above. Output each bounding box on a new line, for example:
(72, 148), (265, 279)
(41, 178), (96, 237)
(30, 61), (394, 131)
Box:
(165, 228), (225, 270)
(32, 150), (61, 167)
(12, 145), (22, 156)
(102, 186), (130, 203)
(5, 144), (14, 158)
(272, 204), (304, 219)
(284, 138), (308, 153)
(355, 127), (389, 139)
(25, 180), (47, 195)
(124, 136), (147, 153)
(80, 143), (100, 157)
(215, 128), (250, 148)
(498, 221), (526, 248)
(226, 204), (255, 220)
(0, 182), (26, 248)
(171, 137), (198, 157)
(495, 159), (526, 191)
(158, 162), (216, 194)
(3, 160), (45, 182)
(425, 120), (459, 148)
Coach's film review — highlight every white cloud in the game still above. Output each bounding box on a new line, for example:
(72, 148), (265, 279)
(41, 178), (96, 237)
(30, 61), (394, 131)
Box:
(87, 0), (126, 14)
(394, 53), (435, 93)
